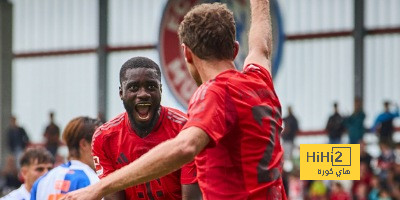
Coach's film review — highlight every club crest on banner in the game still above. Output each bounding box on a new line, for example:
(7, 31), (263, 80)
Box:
(159, 0), (284, 108)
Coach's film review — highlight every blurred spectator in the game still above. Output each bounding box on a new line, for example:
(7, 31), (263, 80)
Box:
(394, 162), (400, 183)
(43, 111), (61, 157)
(368, 175), (380, 200)
(360, 141), (373, 170)
(371, 101), (399, 144)
(0, 147), (54, 200)
(0, 155), (21, 196)
(326, 102), (345, 144)
(395, 143), (400, 164)
(282, 106), (299, 160)
(6, 116), (30, 162)
(377, 142), (395, 185)
(309, 180), (328, 200)
(391, 163), (400, 199)
(288, 170), (305, 200)
(385, 169), (400, 199)
(330, 182), (350, 200)
(378, 189), (392, 200)
(352, 162), (372, 199)
(354, 183), (368, 200)
(97, 112), (106, 124)
(344, 97), (366, 144)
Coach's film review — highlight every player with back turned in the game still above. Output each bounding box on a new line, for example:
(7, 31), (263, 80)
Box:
(30, 117), (102, 200)
(63, 0), (286, 199)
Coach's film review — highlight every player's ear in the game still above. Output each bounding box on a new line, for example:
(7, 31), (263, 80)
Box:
(233, 41), (239, 60)
(182, 43), (193, 64)
(160, 83), (162, 93)
(119, 86), (123, 99)
(20, 166), (28, 180)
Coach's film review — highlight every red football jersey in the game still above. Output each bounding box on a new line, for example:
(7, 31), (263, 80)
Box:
(183, 64), (287, 200)
(92, 106), (197, 200)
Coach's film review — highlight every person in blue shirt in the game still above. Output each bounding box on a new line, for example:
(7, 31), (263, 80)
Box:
(371, 101), (399, 144)
(30, 117), (102, 200)
(344, 97), (366, 144)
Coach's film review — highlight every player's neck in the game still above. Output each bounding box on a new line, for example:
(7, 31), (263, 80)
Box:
(196, 59), (236, 83)
(24, 183), (32, 193)
(71, 154), (95, 170)
(132, 126), (153, 138)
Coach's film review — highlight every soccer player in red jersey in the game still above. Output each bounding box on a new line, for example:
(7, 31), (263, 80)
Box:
(63, 0), (286, 199)
(90, 57), (200, 200)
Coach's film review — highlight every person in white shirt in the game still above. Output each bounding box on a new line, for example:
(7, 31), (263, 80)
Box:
(30, 116), (102, 200)
(0, 147), (54, 200)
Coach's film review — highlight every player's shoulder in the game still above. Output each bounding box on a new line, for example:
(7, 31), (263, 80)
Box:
(48, 163), (70, 176)
(66, 169), (91, 181)
(32, 172), (48, 188)
(0, 186), (28, 200)
(242, 63), (272, 80)
(92, 113), (126, 141)
(34, 165), (65, 187)
(61, 161), (94, 180)
(1, 192), (19, 200)
(189, 79), (221, 104)
(165, 106), (187, 118)
(164, 106), (188, 126)
(97, 113), (126, 132)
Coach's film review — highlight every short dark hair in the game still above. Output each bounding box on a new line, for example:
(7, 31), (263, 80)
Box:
(62, 117), (102, 159)
(178, 3), (236, 60)
(20, 147), (54, 167)
(119, 57), (161, 84)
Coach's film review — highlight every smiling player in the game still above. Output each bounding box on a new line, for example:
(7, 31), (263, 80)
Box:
(91, 57), (200, 200)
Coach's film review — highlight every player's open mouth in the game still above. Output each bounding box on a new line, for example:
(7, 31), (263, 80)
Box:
(135, 103), (152, 121)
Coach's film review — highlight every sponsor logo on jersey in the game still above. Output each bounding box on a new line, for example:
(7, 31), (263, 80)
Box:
(93, 156), (103, 176)
(54, 180), (71, 192)
(116, 153), (130, 165)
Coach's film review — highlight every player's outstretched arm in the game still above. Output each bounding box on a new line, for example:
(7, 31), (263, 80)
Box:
(244, 0), (272, 74)
(61, 127), (209, 200)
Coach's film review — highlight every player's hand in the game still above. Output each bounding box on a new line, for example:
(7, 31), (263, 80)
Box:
(60, 186), (101, 200)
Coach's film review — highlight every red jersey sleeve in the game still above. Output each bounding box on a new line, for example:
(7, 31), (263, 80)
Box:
(165, 107), (197, 184)
(180, 160), (197, 184)
(243, 63), (273, 85)
(92, 129), (115, 179)
(183, 84), (235, 146)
